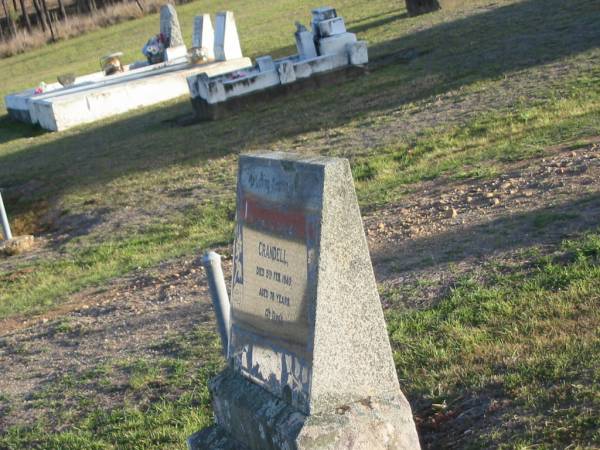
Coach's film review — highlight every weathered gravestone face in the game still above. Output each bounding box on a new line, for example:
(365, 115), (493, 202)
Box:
(214, 11), (243, 61)
(192, 14), (215, 60)
(189, 152), (421, 449)
(160, 4), (185, 48)
(229, 154), (323, 413)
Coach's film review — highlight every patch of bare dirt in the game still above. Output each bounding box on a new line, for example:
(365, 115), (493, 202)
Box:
(0, 254), (230, 429)
(367, 137), (600, 309)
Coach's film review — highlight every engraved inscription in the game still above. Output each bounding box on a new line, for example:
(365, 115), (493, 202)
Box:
(234, 226), (309, 346)
(229, 157), (324, 413)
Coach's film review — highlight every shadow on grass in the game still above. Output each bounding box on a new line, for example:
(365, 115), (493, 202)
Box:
(347, 12), (409, 35)
(373, 191), (600, 274)
(0, 0), (598, 211)
(346, 8), (406, 27)
(0, 115), (47, 146)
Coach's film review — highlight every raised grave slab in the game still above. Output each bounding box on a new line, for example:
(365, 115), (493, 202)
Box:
(32, 58), (251, 131)
(189, 63), (366, 121)
(4, 9), (248, 131)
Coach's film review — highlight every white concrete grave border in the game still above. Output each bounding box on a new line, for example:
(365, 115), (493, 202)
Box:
(4, 10), (249, 132)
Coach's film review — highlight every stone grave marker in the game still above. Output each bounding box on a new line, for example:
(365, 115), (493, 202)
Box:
(188, 152), (420, 449)
(193, 14), (215, 60)
(214, 11), (243, 61)
(160, 4), (185, 48)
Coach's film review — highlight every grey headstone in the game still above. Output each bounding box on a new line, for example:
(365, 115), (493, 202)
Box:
(295, 26), (317, 60)
(214, 11), (242, 61)
(192, 14), (215, 60)
(159, 4), (184, 48)
(189, 153), (421, 449)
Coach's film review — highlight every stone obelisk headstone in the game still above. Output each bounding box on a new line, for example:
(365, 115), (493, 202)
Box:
(214, 11), (243, 61)
(160, 4), (185, 48)
(192, 14), (215, 60)
(188, 153), (421, 450)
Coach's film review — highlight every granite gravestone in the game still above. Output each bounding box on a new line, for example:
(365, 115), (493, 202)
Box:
(160, 4), (185, 48)
(189, 153), (420, 450)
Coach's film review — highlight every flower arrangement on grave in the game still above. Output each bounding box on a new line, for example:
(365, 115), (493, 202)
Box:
(190, 47), (209, 64)
(225, 71), (248, 80)
(142, 33), (167, 64)
(34, 82), (47, 95)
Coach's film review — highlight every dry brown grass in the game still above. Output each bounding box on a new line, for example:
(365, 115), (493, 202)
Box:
(0, 0), (168, 58)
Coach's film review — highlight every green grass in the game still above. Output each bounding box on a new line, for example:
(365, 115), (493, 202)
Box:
(0, 198), (234, 317)
(352, 79), (600, 207)
(387, 232), (600, 448)
(1, 327), (224, 449)
(2, 231), (598, 449)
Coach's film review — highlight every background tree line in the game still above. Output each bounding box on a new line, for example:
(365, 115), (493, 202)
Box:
(0, 0), (185, 57)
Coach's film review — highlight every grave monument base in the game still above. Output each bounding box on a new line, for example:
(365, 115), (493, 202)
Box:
(188, 368), (420, 450)
(191, 64), (367, 121)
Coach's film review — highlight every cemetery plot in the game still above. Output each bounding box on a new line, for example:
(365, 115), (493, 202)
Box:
(187, 7), (368, 120)
(4, 6), (251, 131)
(0, 0), (599, 448)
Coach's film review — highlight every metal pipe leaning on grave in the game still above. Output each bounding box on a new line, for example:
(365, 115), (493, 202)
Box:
(202, 251), (230, 356)
(0, 191), (13, 242)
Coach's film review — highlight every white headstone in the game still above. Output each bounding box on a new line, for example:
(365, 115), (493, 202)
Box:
(295, 28), (317, 60)
(311, 6), (337, 22)
(193, 14), (215, 60)
(214, 11), (243, 61)
(317, 17), (346, 37)
(311, 6), (337, 37)
(348, 40), (369, 65)
(164, 45), (187, 62)
(318, 32), (357, 56)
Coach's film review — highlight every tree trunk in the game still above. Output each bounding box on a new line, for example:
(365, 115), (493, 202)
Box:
(19, 0), (32, 33)
(40, 0), (54, 40)
(2, 0), (17, 35)
(56, 0), (67, 21)
(87, 0), (96, 14)
(0, 21), (5, 40)
(32, 0), (46, 32)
